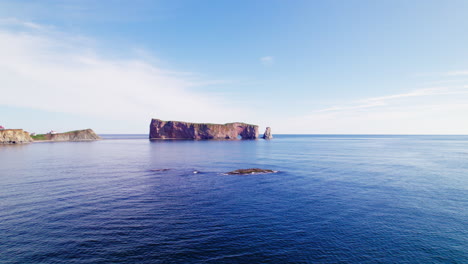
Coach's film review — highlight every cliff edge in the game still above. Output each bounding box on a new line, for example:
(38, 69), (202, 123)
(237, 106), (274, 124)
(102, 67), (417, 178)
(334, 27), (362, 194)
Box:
(149, 119), (259, 140)
(33, 129), (101, 142)
(0, 129), (33, 144)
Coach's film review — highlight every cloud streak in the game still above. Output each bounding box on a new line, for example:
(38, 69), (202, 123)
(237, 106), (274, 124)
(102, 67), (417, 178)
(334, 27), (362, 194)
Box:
(445, 70), (468, 76)
(287, 86), (468, 134)
(314, 87), (468, 113)
(260, 56), (274, 66)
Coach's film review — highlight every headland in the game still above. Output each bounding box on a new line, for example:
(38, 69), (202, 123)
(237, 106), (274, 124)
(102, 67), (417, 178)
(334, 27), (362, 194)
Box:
(32, 129), (101, 142)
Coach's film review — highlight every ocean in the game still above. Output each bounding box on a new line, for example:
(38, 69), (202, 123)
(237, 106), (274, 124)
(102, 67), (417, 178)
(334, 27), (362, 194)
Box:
(1, 135), (467, 263)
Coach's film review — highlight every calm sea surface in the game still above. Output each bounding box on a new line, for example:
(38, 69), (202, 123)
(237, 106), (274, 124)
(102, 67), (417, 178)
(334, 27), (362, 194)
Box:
(1, 135), (467, 263)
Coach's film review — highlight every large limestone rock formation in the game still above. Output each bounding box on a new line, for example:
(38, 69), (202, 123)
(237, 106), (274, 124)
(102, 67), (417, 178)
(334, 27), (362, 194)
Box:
(149, 119), (259, 140)
(35, 129), (101, 142)
(0, 129), (33, 144)
(262, 127), (273, 139)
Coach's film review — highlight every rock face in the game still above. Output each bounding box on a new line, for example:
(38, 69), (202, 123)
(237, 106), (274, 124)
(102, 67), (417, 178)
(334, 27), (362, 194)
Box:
(0, 129), (33, 144)
(149, 119), (259, 140)
(36, 129), (101, 142)
(262, 127), (273, 139)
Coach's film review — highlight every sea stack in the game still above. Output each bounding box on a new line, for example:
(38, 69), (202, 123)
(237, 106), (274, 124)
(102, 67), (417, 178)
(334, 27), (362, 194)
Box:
(262, 127), (273, 139)
(149, 119), (259, 140)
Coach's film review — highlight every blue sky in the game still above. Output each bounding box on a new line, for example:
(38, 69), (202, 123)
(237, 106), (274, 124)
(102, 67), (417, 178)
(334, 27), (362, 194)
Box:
(1, 0), (468, 134)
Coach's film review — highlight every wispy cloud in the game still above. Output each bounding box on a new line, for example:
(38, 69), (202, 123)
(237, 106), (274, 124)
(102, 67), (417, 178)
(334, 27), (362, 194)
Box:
(288, 86), (468, 134)
(0, 19), (249, 128)
(0, 17), (51, 31)
(445, 70), (468, 76)
(314, 101), (385, 113)
(260, 56), (274, 66)
(314, 87), (468, 113)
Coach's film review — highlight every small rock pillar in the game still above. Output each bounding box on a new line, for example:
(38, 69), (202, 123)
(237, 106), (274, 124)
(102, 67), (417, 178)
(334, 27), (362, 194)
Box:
(262, 127), (273, 139)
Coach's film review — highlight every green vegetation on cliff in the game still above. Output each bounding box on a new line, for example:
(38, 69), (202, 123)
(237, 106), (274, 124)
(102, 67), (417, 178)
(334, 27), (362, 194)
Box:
(31, 134), (47, 140)
(31, 129), (100, 141)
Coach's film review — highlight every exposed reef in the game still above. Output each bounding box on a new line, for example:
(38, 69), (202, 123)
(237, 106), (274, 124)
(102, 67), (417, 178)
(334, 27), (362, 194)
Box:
(0, 129), (33, 144)
(32, 129), (101, 142)
(263, 127), (273, 139)
(149, 169), (171, 172)
(225, 168), (277, 175)
(149, 119), (259, 140)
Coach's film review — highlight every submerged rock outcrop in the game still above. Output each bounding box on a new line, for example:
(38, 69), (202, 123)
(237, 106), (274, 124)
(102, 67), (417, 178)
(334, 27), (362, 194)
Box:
(33, 129), (101, 142)
(149, 119), (259, 140)
(263, 127), (273, 139)
(225, 168), (277, 175)
(0, 129), (33, 144)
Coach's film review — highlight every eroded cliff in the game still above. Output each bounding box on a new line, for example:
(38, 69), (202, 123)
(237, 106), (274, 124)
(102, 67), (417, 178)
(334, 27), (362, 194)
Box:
(149, 119), (259, 140)
(0, 129), (33, 144)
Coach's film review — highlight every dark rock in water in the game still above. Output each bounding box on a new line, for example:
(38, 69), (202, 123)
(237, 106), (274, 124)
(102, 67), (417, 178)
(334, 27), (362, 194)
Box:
(150, 169), (171, 172)
(262, 127), (273, 139)
(226, 168), (277, 175)
(149, 119), (259, 140)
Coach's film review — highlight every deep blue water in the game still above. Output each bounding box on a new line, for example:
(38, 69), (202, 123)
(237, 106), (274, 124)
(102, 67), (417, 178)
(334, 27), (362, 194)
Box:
(1, 135), (467, 263)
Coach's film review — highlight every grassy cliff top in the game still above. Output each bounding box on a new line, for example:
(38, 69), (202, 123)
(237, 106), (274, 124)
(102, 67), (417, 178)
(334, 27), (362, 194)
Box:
(31, 129), (94, 141)
(31, 134), (47, 140)
(151, 119), (257, 127)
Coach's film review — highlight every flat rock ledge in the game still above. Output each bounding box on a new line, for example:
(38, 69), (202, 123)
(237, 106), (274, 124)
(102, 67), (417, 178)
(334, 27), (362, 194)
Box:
(225, 168), (277, 175)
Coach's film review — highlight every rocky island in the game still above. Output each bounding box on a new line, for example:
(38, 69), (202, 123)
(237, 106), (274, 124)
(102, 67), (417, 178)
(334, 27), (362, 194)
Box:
(0, 129), (33, 144)
(150, 119), (259, 140)
(32, 129), (101, 142)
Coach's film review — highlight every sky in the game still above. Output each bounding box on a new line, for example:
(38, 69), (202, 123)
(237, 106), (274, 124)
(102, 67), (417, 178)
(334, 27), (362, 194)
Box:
(1, 0), (468, 134)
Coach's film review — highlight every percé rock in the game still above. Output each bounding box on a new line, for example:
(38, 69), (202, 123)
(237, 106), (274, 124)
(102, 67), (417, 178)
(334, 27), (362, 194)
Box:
(149, 119), (259, 140)
(0, 129), (33, 144)
(36, 129), (101, 142)
(263, 127), (273, 139)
